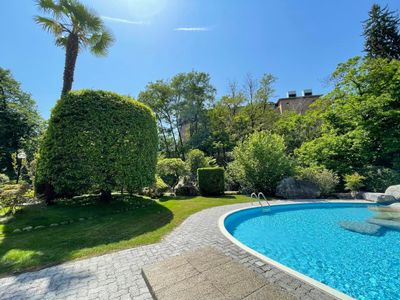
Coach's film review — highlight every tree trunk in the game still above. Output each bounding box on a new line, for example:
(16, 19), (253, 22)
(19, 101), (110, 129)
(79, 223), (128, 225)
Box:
(157, 117), (171, 157)
(61, 33), (79, 96)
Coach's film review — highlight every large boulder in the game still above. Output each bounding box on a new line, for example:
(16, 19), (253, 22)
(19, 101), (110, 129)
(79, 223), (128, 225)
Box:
(276, 177), (320, 199)
(174, 176), (198, 196)
(385, 185), (400, 200)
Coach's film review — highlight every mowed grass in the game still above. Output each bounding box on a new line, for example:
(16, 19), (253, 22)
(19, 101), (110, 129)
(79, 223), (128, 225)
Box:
(0, 194), (251, 276)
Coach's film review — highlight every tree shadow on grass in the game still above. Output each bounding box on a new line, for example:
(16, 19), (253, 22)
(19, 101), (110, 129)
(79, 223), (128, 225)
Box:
(0, 197), (173, 277)
(159, 194), (237, 202)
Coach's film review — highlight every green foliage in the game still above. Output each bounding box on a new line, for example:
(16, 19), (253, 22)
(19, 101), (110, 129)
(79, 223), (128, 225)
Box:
(0, 183), (33, 215)
(35, 90), (158, 199)
(344, 173), (365, 192)
(197, 167), (224, 196)
(0, 68), (44, 179)
(186, 149), (215, 177)
(157, 158), (188, 187)
(363, 4), (400, 60)
(296, 57), (400, 177)
(143, 176), (169, 198)
(229, 131), (294, 194)
(361, 166), (400, 192)
(296, 165), (339, 196)
(0, 174), (9, 185)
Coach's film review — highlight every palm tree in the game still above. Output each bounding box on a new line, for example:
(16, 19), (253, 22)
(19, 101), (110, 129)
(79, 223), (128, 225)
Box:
(34, 0), (114, 96)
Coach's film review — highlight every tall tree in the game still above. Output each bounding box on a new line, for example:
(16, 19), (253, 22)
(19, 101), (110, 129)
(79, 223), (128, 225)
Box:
(0, 68), (44, 178)
(34, 0), (114, 96)
(363, 4), (400, 60)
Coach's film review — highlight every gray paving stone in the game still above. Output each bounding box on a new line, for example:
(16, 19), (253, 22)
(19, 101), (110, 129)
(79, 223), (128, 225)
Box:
(0, 201), (338, 300)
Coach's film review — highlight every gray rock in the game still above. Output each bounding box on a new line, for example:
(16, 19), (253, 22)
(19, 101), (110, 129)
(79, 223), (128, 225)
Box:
(22, 226), (33, 231)
(362, 192), (385, 202)
(34, 225), (45, 230)
(377, 194), (396, 204)
(174, 176), (198, 196)
(368, 218), (400, 231)
(339, 221), (382, 236)
(13, 228), (21, 233)
(385, 185), (400, 200)
(60, 221), (67, 225)
(50, 223), (59, 227)
(79, 218), (85, 221)
(276, 177), (320, 199)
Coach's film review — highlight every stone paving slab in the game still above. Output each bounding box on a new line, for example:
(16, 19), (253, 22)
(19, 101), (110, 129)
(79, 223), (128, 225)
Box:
(143, 247), (294, 300)
(0, 201), (339, 300)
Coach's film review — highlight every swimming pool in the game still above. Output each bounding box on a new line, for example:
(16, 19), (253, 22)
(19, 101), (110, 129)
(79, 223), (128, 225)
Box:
(222, 202), (400, 300)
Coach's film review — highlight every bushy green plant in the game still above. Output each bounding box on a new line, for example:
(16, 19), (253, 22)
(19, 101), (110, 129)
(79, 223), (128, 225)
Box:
(35, 90), (158, 202)
(143, 176), (169, 198)
(0, 174), (10, 185)
(186, 149), (215, 178)
(362, 166), (400, 192)
(229, 131), (293, 194)
(198, 167), (224, 196)
(157, 158), (189, 187)
(344, 173), (365, 192)
(0, 183), (33, 215)
(296, 165), (339, 196)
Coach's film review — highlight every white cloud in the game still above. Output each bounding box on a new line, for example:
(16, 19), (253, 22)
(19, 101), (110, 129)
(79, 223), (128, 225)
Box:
(174, 27), (210, 32)
(101, 16), (146, 25)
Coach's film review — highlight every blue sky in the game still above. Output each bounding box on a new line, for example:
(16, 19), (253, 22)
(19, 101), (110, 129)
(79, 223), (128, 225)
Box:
(1, 0), (400, 119)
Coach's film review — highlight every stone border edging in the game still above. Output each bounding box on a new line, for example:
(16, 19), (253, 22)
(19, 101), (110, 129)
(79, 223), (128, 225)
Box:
(218, 200), (369, 300)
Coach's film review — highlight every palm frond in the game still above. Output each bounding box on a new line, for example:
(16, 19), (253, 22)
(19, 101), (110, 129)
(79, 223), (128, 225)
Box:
(88, 31), (114, 56)
(55, 36), (68, 47)
(36, 0), (63, 18)
(34, 16), (64, 35)
(61, 0), (102, 32)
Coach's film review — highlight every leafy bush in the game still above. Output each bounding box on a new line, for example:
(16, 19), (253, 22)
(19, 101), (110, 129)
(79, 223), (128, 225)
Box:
(0, 183), (33, 215)
(157, 158), (189, 187)
(143, 176), (169, 198)
(197, 167), (224, 196)
(296, 165), (339, 196)
(361, 166), (400, 192)
(35, 90), (158, 202)
(228, 131), (293, 194)
(0, 174), (10, 185)
(186, 149), (215, 178)
(344, 173), (365, 192)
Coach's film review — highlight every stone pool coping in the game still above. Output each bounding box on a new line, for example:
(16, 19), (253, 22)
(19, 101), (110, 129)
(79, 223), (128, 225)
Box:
(218, 200), (372, 300)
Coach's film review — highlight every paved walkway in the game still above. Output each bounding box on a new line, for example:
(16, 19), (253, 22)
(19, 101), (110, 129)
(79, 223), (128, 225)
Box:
(0, 202), (336, 300)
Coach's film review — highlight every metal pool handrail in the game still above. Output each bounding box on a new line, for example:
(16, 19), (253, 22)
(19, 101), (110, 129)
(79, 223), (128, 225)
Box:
(258, 192), (271, 210)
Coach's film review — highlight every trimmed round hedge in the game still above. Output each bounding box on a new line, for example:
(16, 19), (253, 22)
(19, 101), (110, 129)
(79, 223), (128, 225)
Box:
(35, 90), (158, 201)
(197, 167), (225, 196)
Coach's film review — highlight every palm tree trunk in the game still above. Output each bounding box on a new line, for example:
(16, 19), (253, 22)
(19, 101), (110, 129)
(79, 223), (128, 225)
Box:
(61, 33), (79, 96)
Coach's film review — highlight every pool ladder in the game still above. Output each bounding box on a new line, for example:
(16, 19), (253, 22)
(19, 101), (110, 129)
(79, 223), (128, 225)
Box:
(250, 192), (272, 213)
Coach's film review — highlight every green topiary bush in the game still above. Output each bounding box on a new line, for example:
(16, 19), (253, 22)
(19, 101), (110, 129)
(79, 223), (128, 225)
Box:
(157, 158), (188, 187)
(197, 167), (224, 196)
(35, 90), (158, 202)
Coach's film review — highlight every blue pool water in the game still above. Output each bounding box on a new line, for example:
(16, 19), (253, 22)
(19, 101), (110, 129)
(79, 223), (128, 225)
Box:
(224, 203), (400, 300)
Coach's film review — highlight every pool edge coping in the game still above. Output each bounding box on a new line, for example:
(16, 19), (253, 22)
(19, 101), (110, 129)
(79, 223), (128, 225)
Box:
(218, 200), (372, 300)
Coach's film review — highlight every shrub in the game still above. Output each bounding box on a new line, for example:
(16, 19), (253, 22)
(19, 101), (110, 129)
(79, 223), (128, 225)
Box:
(198, 167), (224, 195)
(361, 166), (400, 192)
(35, 90), (158, 202)
(143, 176), (169, 198)
(344, 173), (365, 192)
(157, 158), (188, 187)
(228, 131), (293, 195)
(296, 165), (339, 196)
(186, 149), (215, 178)
(0, 183), (33, 215)
(0, 174), (10, 185)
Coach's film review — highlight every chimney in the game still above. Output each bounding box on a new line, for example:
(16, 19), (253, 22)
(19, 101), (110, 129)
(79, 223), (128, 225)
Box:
(287, 90), (296, 98)
(302, 89), (312, 96)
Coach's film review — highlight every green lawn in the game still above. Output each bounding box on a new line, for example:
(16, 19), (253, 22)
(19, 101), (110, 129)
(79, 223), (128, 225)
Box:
(0, 194), (251, 276)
